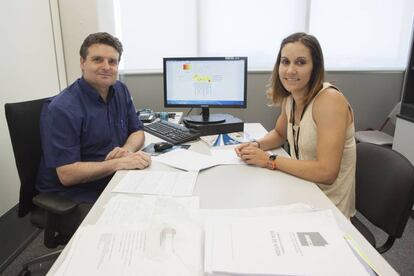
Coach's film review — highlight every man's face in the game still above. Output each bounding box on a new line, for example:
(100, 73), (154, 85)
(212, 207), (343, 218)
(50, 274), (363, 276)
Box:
(80, 44), (119, 94)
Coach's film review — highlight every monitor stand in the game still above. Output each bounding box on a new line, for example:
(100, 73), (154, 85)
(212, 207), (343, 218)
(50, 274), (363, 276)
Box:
(183, 113), (244, 136)
(184, 106), (226, 124)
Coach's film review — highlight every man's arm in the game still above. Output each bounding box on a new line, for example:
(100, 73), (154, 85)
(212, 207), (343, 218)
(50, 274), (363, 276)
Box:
(56, 151), (150, 186)
(57, 129), (149, 186)
(105, 130), (145, 160)
(123, 130), (145, 152)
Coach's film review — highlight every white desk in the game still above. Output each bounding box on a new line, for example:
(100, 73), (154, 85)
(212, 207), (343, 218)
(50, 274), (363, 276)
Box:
(48, 123), (398, 275)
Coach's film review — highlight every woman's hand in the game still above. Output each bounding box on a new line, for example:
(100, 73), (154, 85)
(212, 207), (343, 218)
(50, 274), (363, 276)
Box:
(235, 142), (257, 157)
(237, 144), (270, 167)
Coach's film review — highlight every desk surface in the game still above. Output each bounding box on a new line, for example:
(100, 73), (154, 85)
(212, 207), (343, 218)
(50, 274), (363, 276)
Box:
(48, 123), (398, 276)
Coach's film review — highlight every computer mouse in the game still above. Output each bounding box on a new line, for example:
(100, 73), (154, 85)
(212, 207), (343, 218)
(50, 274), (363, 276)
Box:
(153, 142), (173, 152)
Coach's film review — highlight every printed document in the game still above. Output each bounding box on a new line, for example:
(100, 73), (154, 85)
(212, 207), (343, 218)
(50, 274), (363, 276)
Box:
(153, 149), (220, 171)
(209, 147), (245, 165)
(204, 210), (369, 276)
(97, 194), (200, 226)
(54, 222), (204, 276)
(112, 170), (198, 196)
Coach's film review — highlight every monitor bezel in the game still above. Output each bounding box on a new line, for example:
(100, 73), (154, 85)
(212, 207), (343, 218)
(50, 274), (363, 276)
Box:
(163, 56), (248, 109)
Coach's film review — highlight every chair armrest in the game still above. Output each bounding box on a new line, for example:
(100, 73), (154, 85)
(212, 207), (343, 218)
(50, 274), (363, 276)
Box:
(33, 193), (79, 215)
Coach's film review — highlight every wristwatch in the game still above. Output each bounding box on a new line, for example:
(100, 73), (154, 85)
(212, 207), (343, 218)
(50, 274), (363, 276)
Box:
(267, 154), (278, 170)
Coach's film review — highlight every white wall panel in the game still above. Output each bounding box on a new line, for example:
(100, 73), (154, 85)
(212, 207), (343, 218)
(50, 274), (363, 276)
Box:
(0, 0), (63, 216)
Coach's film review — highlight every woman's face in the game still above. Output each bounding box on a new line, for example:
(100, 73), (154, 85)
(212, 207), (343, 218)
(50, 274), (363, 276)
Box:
(278, 41), (313, 96)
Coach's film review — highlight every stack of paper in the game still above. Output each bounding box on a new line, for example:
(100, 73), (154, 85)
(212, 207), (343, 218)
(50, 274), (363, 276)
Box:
(97, 194), (200, 226)
(53, 195), (204, 276)
(204, 210), (371, 276)
(54, 222), (204, 276)
(112, 170), (198, 196)
(52, 201), (374, 276)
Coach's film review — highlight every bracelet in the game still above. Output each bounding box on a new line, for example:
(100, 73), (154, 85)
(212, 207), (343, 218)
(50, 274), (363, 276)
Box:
(251, 139), (260, 149)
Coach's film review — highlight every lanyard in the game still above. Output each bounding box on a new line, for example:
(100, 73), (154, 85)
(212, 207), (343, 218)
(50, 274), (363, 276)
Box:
(290, 100), (309, 159)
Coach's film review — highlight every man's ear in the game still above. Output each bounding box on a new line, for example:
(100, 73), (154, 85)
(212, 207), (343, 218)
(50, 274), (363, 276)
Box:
(80, 57), (85, 71)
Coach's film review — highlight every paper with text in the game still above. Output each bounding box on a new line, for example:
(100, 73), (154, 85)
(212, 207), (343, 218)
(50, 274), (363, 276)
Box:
(153, 149), (220, 171)
(53, 223), (204, 276)
(209, 147), (245, 165)
(204, 210), (369, 276)
(97, 194), (200, 226)
(112, 170), (198, 196)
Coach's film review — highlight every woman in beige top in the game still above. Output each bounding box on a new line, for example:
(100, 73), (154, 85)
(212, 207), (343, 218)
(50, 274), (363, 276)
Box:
(235, 32), (356, 219)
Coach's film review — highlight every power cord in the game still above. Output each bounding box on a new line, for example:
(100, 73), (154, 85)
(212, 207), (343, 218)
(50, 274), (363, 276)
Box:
(185, 108), (193, 117)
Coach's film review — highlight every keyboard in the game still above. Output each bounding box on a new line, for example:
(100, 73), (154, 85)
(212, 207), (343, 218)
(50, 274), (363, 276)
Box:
(144, 120), (200, 144)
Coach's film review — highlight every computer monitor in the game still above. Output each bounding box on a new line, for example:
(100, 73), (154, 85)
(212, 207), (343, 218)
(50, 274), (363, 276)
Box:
(163, 57), (247, 124)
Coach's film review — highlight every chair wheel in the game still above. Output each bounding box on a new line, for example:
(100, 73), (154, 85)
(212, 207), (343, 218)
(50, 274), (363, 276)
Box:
(19, 267), (31, 276)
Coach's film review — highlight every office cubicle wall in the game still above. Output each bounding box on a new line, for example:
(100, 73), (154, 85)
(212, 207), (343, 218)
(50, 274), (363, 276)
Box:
(122, 71), (404, 132)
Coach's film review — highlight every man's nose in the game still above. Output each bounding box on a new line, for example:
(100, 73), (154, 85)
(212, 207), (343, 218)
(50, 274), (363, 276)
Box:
(102, 59), (110, 69)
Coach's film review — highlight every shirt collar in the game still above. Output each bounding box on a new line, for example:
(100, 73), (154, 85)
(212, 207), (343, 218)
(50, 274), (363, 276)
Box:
(79, 77), (115, 102)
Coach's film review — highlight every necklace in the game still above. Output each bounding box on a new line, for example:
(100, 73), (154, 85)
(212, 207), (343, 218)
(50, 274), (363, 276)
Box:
(290, 99), (309, 159)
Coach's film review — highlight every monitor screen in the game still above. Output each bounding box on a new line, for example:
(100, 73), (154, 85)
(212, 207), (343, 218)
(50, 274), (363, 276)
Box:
(163, 57), (247, 124)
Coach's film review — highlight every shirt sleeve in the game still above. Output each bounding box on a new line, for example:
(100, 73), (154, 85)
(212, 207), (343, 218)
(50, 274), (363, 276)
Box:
(41, 102), (82, 168)
(124, 85), (144, 133)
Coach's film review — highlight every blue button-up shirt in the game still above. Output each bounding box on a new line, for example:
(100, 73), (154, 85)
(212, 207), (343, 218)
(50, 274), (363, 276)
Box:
(36, 78), (143, 203)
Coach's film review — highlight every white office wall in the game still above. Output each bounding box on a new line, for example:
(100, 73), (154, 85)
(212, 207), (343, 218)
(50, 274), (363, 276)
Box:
(58, 0), (99, 84)
(0, 0), (66, 216)
(58, 0), (116, 84)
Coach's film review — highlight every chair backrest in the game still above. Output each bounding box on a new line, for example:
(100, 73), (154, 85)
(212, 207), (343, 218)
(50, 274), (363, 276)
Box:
(355, 142), (414, 238)
(4, 98), (49, 217)
(379, 101), (401, 130)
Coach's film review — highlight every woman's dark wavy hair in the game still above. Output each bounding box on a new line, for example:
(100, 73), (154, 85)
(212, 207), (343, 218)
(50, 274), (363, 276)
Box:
(267, 32), (325, 106)
(79, 32), (123, 61)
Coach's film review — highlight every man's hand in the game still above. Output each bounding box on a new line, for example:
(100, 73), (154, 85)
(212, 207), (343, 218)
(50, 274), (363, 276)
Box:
(105, 147), (132, 160)
(118, 151), (151, 170)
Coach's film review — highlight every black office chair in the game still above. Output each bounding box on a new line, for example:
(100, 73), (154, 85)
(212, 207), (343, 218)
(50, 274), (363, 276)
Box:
(355, 102), (401, 146)
(351, 142), (414, 253)
(5, 98), (79, 275)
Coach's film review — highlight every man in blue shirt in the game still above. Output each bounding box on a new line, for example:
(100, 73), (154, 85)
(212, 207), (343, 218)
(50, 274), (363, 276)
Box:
(37, 32), (151, 209)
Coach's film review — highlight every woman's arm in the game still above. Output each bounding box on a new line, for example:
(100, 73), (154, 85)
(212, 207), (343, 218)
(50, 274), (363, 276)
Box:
(236, 100), (288, 165)
(276, 89), (352, 184)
